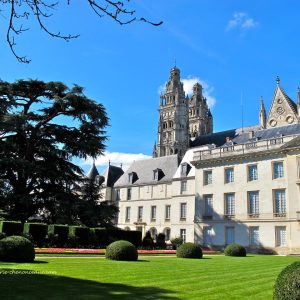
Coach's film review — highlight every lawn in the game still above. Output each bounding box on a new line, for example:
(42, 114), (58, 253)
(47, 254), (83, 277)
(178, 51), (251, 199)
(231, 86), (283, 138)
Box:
(0, 255), (299, 299)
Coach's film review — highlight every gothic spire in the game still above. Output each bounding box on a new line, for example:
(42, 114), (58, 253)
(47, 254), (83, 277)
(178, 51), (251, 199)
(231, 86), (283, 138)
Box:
(259, 96), (266, 129)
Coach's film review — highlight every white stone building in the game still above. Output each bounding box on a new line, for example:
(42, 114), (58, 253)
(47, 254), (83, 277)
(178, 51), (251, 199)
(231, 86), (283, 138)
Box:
(89, 67), (300, 254)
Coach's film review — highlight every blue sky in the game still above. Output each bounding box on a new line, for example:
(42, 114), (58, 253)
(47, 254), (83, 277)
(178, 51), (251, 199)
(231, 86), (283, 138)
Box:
(1, 0), (300, 172)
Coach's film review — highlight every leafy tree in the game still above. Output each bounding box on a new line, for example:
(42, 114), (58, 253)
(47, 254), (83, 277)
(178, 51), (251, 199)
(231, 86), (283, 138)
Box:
(0, 79), (108, 223)
(1, 0), (163, 63)
(77, 178), (118, 228)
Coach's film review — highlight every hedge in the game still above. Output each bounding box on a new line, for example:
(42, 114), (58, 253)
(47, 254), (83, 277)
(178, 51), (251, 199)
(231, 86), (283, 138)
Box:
(0, 221), (22, 236)
(23, 223), (48, 246)
(48, 225), (69, 246)
(69, 226), (91, 246)
(176, 243), (203, 259)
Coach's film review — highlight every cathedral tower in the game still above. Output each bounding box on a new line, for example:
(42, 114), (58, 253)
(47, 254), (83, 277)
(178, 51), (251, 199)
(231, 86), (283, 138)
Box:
(154, 67), (189, 158)
(189, 82), (213, 138)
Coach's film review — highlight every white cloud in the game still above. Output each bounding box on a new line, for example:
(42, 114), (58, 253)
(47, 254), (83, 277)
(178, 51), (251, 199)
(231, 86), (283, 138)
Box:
(226, 12), (258, 31)
(158, 76), (216, 109)
(83, 151), (151, 171)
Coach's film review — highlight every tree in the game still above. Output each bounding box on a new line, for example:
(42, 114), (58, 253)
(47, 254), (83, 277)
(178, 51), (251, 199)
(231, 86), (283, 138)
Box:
(1, 0), (163, 63)
(77, 178), (118, 228)
(0, 79), (108, 223)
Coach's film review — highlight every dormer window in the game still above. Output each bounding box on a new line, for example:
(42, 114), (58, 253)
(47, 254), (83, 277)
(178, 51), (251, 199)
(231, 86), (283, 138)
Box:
(153, 168), (163, 181)
(181, 163), (191, 177)
(128, 172), (137, 184)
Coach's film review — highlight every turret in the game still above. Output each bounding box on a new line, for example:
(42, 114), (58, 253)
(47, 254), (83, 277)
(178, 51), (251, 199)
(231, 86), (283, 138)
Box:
(259, 96), (266, 129)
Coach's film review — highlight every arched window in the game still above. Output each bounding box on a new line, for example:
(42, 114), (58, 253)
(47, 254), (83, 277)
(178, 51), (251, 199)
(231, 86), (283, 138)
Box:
(164, 228), (171, 241)
(150, 227), (157, 240)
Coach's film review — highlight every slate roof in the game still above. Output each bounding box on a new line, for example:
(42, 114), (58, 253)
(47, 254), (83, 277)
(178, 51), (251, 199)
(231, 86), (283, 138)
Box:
(191, 123), (300, 148)
(114, 155), (179, 187)
(86, 163), (99, 180)
(101, 165), (124, 187)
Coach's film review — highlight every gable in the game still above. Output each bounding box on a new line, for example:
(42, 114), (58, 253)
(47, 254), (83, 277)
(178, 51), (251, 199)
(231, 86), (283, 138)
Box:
(267, 86), (298, 128)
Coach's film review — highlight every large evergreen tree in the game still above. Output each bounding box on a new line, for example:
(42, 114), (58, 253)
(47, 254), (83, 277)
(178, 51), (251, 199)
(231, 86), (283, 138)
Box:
(0, 79), (108, 223)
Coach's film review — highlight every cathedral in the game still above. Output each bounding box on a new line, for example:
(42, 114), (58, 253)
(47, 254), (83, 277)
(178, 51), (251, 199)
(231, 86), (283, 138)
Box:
(91, 66), (300, 254)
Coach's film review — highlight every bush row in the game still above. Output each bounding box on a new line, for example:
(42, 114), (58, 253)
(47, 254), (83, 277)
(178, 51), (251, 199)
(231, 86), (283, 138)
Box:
(0, 221), (142, 248)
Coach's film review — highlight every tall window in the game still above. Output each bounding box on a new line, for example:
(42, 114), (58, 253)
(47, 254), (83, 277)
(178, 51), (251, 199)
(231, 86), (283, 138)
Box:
(138, 206), (143, 221)
(180, 229), (186, 242)
(225, 168), (234, 183)
(181, 181), (187, 193)
(274, 189), (286, 216)
(224, 193), (235, 217)
(225, 227), (235, 245)
(165, 205), (171, 220)
(127, 188), (132, 200)
(180, 203), (187, 220)
(125, 207), (131, 222)
(248, 191), (259, 216)
(204, 170), (212, 185)
(203, 226), (213, 246)
(273, 161), (284, 179)
(164, 228), (171, 241)
(203, 194), (213, 218)
(151, 206), (156, 221)
(249, 227), (259, 246)
(248, 165), (258, 181)
(275, 226), (286, 247)
(116, 189), (120, 200)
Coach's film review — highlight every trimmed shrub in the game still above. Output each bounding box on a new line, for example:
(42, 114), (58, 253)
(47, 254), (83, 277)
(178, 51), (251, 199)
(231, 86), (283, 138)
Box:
(23, 223), (48, 247)
(171, 237), (183, 250)
(0, 235), (35, 262)
(176, 243), (203, 259)
(69, 226), (91, 246)
(156, 233), (166, 249)
(274, 261), (300, 300)
(224, 243), (246, 257)
(141, 231), (154, 249)
(106, 240), (138, 261)
(0, 221), (22, 236)
(48, 225), (69, 247)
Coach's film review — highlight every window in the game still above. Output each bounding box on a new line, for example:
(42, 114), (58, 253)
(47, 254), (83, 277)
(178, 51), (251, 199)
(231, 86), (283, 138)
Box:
(248, 191), (259, 216)
(225, 226), (235, 245)
(273, 161), (284, 179)
(275, 226), (286, 247)
(225, 168), (234, 183)
(224, 193), (235, 217)
(127, 188), (132, 200)
(150, 227), (157, 240)
(128, 173), (133, 183)
(274, 189), (286, 217)
(181, 181), (187, 193)
(204, 170), (212, 185)
(116, 189), (120, 200)
(181, 163), (190, 177)
(151, 206), (157, 221)
(249, 227), (259, 246)
(248, 165), (258, 181)
(125, 207), (131, 222)
(138, 206), (143, 221)
(164, 228), (171, 241)
(165, 205), (171, 220)
(153, 169), (158, 180)
(180, 203), (187, 220)
(180, 229), (186, 242)
(203, 226), (213, 246)
(203, 194), (213, 218)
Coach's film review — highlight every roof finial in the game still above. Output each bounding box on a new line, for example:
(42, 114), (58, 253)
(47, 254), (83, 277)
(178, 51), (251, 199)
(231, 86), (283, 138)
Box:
(276, 75), (280, 86)
(108, 160), (111, 166)
(92, 158), (96, 166)
(174, 57), (176, 67)
(120, 163), (123, 169)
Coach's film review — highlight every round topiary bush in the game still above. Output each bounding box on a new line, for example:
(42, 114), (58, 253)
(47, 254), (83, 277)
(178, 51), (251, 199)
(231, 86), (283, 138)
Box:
(224, 243), (246, 257)
(105, 240), (138, 261)
(274, 261), (300, 300)
(0, 235), (35, 262)
(176, 242), (203, 259)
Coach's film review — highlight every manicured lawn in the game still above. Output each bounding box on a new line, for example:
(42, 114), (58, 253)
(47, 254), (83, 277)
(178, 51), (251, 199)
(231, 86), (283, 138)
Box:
(0, 255), (299, 299)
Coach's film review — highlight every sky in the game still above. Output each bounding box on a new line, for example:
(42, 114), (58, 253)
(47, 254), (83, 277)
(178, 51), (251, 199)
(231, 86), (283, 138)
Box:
(1, 0), (300, 173)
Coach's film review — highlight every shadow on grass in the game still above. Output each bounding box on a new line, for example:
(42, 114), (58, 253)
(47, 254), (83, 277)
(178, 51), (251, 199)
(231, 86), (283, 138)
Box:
(0, 269), (179, 300)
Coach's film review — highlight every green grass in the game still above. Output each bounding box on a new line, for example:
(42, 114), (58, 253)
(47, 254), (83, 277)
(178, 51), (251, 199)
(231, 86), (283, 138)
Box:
(0, 255), (299, 299)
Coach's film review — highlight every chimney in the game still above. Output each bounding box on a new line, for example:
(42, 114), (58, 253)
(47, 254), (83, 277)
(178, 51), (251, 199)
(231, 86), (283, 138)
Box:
(249, 131), (255, 139)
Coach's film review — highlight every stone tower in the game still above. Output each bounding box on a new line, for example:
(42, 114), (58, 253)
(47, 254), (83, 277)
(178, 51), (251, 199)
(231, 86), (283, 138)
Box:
(188, 82), (213, 138)
(154, 67), (189, 158)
